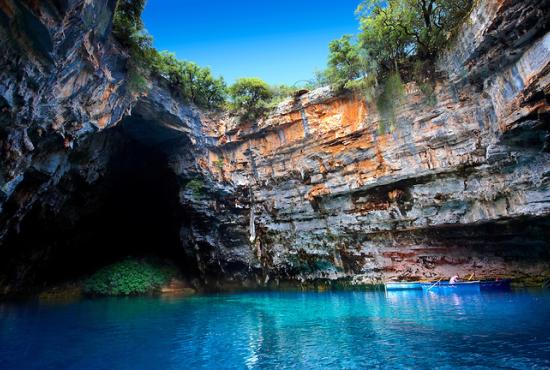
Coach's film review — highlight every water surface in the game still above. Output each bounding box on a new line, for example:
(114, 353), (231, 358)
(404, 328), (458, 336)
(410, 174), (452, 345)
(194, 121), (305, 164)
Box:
(1, 290), (549, 369)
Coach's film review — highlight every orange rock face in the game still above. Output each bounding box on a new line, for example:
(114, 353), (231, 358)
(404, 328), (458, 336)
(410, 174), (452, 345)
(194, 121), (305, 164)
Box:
(192, 0), (550, 284)
(0, 0), (548, 290)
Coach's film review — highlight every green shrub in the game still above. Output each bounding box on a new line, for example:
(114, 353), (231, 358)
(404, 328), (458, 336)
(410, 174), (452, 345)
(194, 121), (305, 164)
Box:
(151, 51), (227, 109)
(268, 84), (300, 107)
(126, 60), (149, 94)
(185, 178), (204, 197)
(229, 78), (273, 121)
(376, 71), (405, 133)
(83, 258), (176, 296)
(111, 1), (227, 108)
(213, 158), (225, 171)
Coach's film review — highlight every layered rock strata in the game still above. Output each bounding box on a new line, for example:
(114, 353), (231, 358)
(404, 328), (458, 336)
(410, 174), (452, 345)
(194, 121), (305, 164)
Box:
(0, 0), (548, 293)
(200, 0), (550, 284)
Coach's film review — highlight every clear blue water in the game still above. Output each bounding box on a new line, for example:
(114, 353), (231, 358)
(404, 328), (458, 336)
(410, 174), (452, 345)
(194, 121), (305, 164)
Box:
(1, 290), (549, 369)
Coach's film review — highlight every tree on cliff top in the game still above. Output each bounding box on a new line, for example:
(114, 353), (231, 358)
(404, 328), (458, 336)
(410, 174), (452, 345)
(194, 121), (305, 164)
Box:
(356, 0), (473, 78)
(110, 1), (309, 113)
(321, 0), (472, 132)
(111, 1), (227, 108)
(152, 52), (227, 109)
(229, 78), (273, 121)
(113, 0), (147, 48)
(324, 0), (473, 93)
(327, 36), (365, 84)
(325, 35), (378, 98)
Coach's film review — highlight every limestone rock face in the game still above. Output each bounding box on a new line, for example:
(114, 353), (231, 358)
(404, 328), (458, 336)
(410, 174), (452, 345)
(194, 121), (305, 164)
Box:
(0, 0), (548, 292)
(0, 0), (257, 291)
(0, 0), (129, 236)
(199, 0), (550, 284)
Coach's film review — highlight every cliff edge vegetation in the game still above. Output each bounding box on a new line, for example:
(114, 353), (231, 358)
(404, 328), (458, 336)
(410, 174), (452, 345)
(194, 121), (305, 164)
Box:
(113, 0), (474, 120)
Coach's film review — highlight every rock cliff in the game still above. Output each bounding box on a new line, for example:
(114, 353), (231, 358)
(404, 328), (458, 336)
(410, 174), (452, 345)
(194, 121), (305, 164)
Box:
(0, 0), (548, 294)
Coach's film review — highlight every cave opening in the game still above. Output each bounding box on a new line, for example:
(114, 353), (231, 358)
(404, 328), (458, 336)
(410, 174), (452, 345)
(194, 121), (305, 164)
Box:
(0, 114), (201, 294)
(72, 124), (188, 272)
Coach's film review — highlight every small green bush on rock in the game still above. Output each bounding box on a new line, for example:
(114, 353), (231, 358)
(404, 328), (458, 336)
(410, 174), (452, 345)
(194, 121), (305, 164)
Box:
(229, 77), (273, 121)
(185, 178), (205, 197)
(84, 258), (176, 296)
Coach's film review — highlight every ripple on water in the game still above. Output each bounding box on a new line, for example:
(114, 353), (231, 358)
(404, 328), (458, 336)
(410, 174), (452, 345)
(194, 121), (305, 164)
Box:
(0, 290), (549, 369)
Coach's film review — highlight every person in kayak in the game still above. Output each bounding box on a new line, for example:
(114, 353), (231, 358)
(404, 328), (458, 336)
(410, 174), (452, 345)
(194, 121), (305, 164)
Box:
(449, 275), (460, 284)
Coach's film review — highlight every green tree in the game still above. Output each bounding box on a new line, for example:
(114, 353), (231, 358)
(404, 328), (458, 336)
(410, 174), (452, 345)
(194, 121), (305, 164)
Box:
(148, 51), (227, 108)
(112, 0), (147, 47)
(356, 0), (473, 77)
(305, 69), (330, 90)
(111, 1), (227, 107)
(229, 78), (273, 120)
(153, 53), (224, 107)
(268, 84), (300, 107)
(325, 35), (370, 91)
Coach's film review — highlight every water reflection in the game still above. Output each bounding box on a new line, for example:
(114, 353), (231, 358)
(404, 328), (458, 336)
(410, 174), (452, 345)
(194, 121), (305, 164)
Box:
(0, 291), (549, 369)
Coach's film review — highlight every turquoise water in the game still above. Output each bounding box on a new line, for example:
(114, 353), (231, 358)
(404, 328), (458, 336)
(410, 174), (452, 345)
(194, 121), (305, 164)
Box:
(1, 290), (549, 369)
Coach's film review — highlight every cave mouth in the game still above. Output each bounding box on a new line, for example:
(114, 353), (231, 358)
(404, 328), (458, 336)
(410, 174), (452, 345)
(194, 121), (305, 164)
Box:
(72, 125), (188, 275)
(0, 117), (201, 295)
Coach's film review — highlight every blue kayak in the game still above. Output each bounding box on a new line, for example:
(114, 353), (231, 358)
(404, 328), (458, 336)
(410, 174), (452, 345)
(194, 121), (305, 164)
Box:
(421, 279), (512, 292)
(385, 279), (511, 292)
(385, 282), (424, 291)
(422, 281), (481, 292)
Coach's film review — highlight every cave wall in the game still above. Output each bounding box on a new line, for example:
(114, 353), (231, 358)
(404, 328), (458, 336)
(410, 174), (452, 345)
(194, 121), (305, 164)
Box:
(0, 0), (549, 293)
(200, 0), (550, 284)
(0, 0), (258, 292)
(0, 0), (130, 239)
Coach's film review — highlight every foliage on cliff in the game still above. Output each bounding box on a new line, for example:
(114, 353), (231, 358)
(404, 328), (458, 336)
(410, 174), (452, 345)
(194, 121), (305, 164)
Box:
(325, 0), (474, 95)
(229, 78), (274, 120)
(112, 0), (147, 47)
(318, 0), (473, 131)
(112, 0), (153, 93)
(152, 52), (227, 109)
(185, 178), (205, 197)
(324, 35), (377, 99)
(84, 258), (176, 296)
(112, 1), (301, 112)
(112, 0), (227, 109)
(112, 0), (473, 120)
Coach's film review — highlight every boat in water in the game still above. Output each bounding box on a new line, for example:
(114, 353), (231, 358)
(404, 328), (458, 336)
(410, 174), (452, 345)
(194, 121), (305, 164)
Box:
(421, 280), (481, 292)
(385, 279), (511, 292)
(384, 282), (424, 291)
(421, 279), (512, 292)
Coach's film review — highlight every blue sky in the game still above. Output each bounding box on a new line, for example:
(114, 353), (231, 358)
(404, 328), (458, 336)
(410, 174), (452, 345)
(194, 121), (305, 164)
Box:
(142, 0), (360, 85)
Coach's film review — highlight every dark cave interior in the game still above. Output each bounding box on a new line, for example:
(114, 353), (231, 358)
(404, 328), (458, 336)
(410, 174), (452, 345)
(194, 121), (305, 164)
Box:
(0, 117), (200, 294)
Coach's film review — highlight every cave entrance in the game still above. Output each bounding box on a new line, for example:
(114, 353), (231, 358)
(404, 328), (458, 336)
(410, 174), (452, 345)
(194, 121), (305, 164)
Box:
(61, 113), (201, 284)
(77, 123), (186, 271)
(0, 112), (200, 294)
